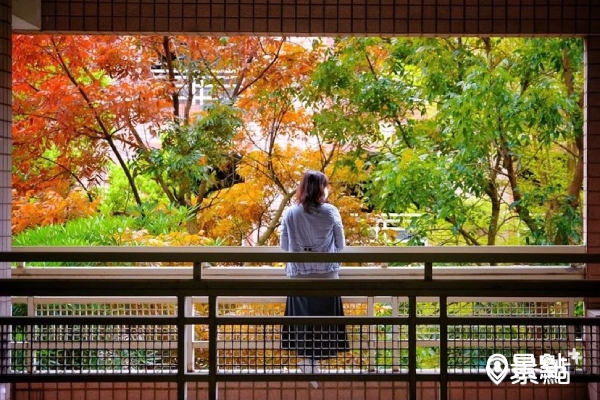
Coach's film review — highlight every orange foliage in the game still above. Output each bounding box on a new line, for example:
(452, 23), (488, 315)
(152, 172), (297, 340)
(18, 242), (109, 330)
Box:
(12, 35), (172, 196)
(12, 190), (100, 234)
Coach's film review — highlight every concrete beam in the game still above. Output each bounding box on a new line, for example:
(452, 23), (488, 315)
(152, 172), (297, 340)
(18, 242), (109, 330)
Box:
(12, 0), (40, 30)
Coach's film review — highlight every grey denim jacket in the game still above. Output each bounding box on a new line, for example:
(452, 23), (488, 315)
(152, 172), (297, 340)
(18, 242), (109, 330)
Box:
(280, 203), (345, 276)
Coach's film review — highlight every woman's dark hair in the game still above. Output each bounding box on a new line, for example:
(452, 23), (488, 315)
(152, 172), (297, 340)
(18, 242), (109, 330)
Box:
(296, 170), (329, 213)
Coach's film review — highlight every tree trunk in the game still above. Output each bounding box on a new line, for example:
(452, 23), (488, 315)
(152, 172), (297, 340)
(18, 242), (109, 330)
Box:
(163, 36), (179, 119)
(53, 41), (145, 214)
(485, 154), (503, 246)
(185, 180), (207, 235)
(256, 191), (295, 245)
(552, 46), (584, 244)
(104, 134), (145, 214)
(486, 181), (501, 246)
(500, 140), (541, 239)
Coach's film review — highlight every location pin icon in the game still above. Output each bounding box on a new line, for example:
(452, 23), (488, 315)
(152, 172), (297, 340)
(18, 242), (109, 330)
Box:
(486, 354), (509, 385)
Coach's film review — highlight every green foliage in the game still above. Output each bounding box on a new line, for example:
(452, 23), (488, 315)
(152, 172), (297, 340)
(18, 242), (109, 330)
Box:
(307, 37), (426, 150)
(12, 304), (26, 316)
(12, 215), (136, 264)
(203, 237), (229, 246)
(131, 203), (190, 236)
(100, 163), (169, 215)
(139, 102), (242, 200)
(356, 37), (584, 246)
(13, 214), (135, 247)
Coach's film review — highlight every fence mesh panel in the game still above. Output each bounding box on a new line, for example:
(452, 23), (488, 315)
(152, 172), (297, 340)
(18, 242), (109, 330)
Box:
(4, 296), (598, 377)
(8, 323), (178, 373)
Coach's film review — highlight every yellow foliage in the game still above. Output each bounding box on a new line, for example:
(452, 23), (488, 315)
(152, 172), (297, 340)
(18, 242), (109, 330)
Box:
(199, 144), (327, 245)
(334, 195), (378, 246)
(197, 181), (267, 245)
(113, 228), (213, 266)
(113, 228), (211, 246)
(198, 143), (377, 246)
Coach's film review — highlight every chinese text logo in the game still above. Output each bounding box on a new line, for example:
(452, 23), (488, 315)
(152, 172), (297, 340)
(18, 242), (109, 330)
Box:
(486, 348), (580, 385)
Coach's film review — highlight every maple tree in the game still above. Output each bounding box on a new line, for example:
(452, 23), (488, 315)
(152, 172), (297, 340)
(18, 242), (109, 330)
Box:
(133, 36), (352, 237)
(12, 189), (100, 234)
(12, 35), (172, 210)
(194, 38), (376, 245)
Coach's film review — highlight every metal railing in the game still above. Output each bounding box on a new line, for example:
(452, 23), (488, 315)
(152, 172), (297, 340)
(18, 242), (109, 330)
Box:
(1, 246), (600, 400)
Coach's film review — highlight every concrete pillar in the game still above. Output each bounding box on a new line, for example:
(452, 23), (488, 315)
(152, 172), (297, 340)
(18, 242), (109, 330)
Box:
(584, 35), (600, 400)
(0, 1), (10, 398)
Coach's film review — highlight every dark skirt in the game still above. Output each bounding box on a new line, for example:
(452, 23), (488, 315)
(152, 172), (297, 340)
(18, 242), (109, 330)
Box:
(281, 295), (349, 360)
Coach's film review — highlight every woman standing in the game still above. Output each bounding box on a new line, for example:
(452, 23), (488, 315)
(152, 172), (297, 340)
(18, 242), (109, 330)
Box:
(280, 170), (349, 388)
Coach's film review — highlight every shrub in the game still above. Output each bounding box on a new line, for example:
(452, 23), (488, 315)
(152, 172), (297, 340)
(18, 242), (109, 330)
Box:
(13, 214), (136, 247)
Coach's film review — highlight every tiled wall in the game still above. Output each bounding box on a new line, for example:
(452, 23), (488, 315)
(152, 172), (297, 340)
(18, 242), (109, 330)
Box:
(0, 3), (10, 400)
(12, 381), (591, 400)
(586, 36), (600, 291)
(35, 0), (600, 36)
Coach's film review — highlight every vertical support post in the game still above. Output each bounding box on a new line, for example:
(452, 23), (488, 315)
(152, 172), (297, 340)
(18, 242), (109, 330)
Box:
(408, 295), (417, 400)
(567, 297), (576, 351)
(27, 297), (35, 374)
(367, 296), (376, 372)
(392, 296), (400, 372)
(439, 296), (448, 400)
(568, 297), (575, 318)
(0, 3), (11, 398)
(177, 295), (187, 400)
(424, 262), (433, 281)
(185, 297), (194, 373)
(193, 262), (203, 280)
(208, 295), (218, 400)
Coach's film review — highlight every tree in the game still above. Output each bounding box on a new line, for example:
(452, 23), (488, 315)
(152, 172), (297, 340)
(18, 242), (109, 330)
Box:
(192, 38), (374, 245)
(141, 102), (242, 234)
(368, 37), (584, 245)
(133, 36), (312, 234)
(135, 37), (357, 238)
(303, 37), (583, 246)
(12, 35), (172, 209)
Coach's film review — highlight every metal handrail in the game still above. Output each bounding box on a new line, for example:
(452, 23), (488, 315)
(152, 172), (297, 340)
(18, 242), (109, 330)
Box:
(1, 245), (591, 263)
(3, 245), (594, 283)
(10, 264), (587, 280)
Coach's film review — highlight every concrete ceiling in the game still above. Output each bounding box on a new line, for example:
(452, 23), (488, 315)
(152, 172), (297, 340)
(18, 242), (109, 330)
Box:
(12, 0), (41, 30)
